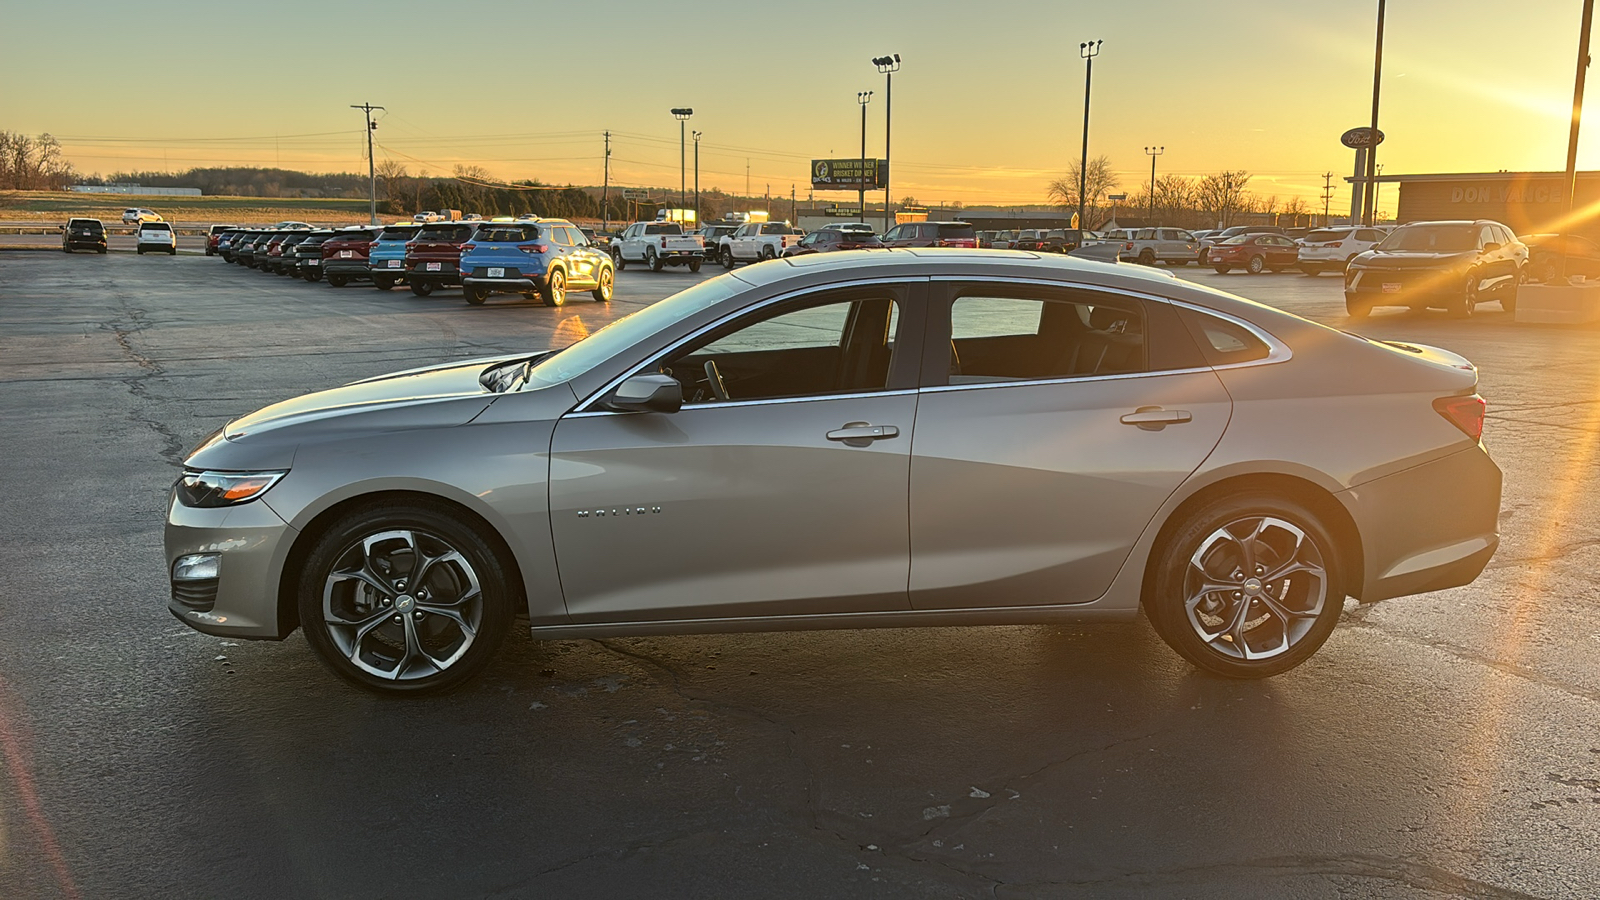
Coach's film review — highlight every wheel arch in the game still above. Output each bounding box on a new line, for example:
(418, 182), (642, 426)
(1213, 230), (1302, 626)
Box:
(275, 488), (529, 637)
(1140, 471), (1366, 608)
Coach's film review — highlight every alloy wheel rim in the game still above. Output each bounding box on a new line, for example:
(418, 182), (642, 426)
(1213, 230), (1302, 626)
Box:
(322, 529), (483, 680)
(551, 271), (564, 303)
(1183, 516), (1327, 661)
(600, 270), (613, 299)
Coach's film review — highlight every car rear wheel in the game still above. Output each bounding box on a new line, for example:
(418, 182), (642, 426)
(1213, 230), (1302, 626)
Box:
(689, 259), (702, 273)
(297, 502), (515, 695)
(1144, 493), (1344, 679)
(1212, 265), (1229, 274)
(646, 247), (663, 272)
(1300, 263), (1323, 276)
(1245, 255), (1265, 275)
(328, 275), (349, 288)
(1344, 294), (1373, 318)
(409, 280), (434, 297)
(761, 245), (776, 262)
(543, 268), (566, 307)
(465, 284), (489, 305)
(1502, 273), (1519, 314)
(1137, 249), (1156, 266)
(592, 267), (614, 302)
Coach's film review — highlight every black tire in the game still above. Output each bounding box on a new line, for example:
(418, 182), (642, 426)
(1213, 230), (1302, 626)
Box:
(721, 247), (735, 270)
(373, 276), (395, 291)
(1143, 492), (1345, 679)
(409, 280), (434, 297)
(328, 275), (350, 288)
(1531, 257), (1559, 284)
(98, 248), (107, 254)
(1137, 249), (1156, 266)
(760, 245), (776, 262)
(296, 501), (516, 695)
(688, 258), (702, 273)
(646, 247), (663, 272)
(62, 245), (70, 253)
(465, 284), (489, 305)
(1344, 293), (1373, 319)
(612, 248), (626, 271)
(542, 268), (567, 307)
(592, 266), (614, 302)
(1213, 265), (1229, 274)
(1300, 264), (1323, 276)
(137, 247), (144, 255)
(1245, 255), (1265, 275)
(1502, 274), (1519, 314)
(1451, 272), (1480, 318)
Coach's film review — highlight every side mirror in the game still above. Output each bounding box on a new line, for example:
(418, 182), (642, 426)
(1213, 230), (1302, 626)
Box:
(605, 373), (682, 414)
(1483, 242), (1502, 253)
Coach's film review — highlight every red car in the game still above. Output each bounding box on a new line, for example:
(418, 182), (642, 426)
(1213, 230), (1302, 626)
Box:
(1209, 233), (1300, 274)
(782, 230), (884, 257)
(320, 227), (382, 288)
(880, 221), (977, 248)
(404, 222), (477, 296)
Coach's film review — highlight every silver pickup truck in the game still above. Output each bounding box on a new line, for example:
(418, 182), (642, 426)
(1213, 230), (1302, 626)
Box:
(1115, 227), (1201, 266)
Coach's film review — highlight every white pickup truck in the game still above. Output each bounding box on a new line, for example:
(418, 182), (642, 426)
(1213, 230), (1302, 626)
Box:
(612, 221), (705, 272)
(718, 221), (805, 268)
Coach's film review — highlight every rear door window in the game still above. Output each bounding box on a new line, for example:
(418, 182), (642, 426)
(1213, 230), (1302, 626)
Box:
(945, 294), (1145, 383)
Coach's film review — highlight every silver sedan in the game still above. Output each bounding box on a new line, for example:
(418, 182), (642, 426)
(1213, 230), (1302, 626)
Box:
(165, 250), (1502, 693)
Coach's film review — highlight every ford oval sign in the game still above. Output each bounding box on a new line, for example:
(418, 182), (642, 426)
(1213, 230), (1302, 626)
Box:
(1341, 127), (1385, 149)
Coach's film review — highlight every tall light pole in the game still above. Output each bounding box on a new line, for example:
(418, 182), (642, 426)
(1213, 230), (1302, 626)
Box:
(351, 102), (384, 225)
(1562, 0), (1596, 280)
(857, 91), (873, 223)
(692, 130), (701, 225)
(671, 108), (693, 216)
(1361, 1), (1385, 226)
(1143, 145), (1164, 224)
(873, 54), (901, 233)
(1077, 40), (1103, 232)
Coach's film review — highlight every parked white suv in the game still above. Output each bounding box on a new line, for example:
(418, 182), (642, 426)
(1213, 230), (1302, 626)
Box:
(1297, 226), (1386, 275)
(122, 208), (162, 225)
(136, 221), (177, 255)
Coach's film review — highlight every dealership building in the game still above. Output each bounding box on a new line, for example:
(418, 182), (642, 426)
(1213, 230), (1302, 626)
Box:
(1374, 170), (1600, 237)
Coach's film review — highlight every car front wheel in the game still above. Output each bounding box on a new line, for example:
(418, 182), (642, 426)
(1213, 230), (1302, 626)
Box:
(721, 247), (735, 269)
(297, 502), (515, 694)
(1144, 493), (1344, 679)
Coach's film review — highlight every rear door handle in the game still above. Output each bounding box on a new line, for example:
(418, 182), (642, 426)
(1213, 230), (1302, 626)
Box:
(826, 422), (900, 445)
(1120, 407), (1192, 430)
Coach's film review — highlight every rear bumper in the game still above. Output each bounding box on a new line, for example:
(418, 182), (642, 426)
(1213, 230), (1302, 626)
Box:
(323, 260), (372, 277)
(1340, 444), (1503, 602)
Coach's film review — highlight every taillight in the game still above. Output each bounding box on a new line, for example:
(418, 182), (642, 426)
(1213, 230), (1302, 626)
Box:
(1433, 394), (1486, 441)
(519, 243), (549, 254)
(1123, 242), (1134, 250)
(461, 243), (476, 253)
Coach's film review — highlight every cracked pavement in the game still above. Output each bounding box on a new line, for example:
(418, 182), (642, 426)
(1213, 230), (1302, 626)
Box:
(0, 253), (1597, 898)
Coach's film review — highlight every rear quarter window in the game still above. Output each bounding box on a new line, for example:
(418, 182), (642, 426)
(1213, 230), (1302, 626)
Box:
(1178, 308), (1273, 366)
(938, 223), (975, 238)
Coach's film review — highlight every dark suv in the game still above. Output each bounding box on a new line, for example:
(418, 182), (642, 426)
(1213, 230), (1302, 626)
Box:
(881, 221), (977, 248)
(1344, 219), (1527, 319)
(290, 230), (337, 282)
(63, 218), (107, 253)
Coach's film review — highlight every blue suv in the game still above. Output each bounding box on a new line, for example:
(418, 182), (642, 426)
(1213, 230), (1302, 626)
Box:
(458, 218), (614, 307)
(368, 223), (422, 291)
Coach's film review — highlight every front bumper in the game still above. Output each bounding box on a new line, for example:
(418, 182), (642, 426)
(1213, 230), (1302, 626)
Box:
(1345, 267), (1464, 306)
(165, 492), (298, 639)
(1341, 444), (1502, 603)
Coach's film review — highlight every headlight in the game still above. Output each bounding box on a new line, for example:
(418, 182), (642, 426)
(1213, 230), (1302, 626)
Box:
(175, 469), (286, 508)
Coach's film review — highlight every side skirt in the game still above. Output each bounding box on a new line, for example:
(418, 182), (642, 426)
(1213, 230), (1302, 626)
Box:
(527, 603), (1140, 640)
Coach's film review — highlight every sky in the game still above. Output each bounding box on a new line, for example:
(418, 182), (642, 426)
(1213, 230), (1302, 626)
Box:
(2, 0), (1596, 209)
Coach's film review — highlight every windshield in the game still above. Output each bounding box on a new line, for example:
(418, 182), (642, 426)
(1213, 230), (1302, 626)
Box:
(1377, 225), (1477, 252)
(525, 275), (743, 389)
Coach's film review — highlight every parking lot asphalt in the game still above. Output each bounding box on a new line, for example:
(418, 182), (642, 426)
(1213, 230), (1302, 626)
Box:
(1, 252), (1597, 899)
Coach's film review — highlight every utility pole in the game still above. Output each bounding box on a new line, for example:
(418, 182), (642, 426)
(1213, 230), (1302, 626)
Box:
(1077, 40), (1103, 231)
(602, 131), (611, 232)
(791, 184), (796, 225)
(1320, 171), (1335, 226)
(1144, 145), (1164, 224)
(1362, 0), (1386, 225)
(746, 160), (751, 198)
(857, 91), (873, 223)
(692, 130), (701, 225)
(1562, 0), (1596, 280)
(351, 102), (384, 225)
(873, 54), (901, 233)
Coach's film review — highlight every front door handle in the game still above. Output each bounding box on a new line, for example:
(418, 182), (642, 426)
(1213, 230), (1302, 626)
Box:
(1120, 407), (1192, 430)
(826, 422), (900, 446)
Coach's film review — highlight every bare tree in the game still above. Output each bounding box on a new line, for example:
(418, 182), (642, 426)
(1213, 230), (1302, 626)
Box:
(1196, 170), (1252, 228)
(1279, 197), (1311, 227)
(1047, 155), (1119, 225)
(0, 132), (77, 190)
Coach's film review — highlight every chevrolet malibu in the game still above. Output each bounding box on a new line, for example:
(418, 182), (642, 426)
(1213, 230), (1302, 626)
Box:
(165, 251), (1502, 694)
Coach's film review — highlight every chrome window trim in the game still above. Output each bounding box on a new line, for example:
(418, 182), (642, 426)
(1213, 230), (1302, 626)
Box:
(920, 367), (1216, 394)
(566, 388), (920, 418)
(927, 273), (1292, 373)
(570, 276), (925, 414)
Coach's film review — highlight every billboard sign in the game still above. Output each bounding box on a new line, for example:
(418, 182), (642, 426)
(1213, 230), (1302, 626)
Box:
(621, 189), (649, 200)
(812, 158), (888, 190)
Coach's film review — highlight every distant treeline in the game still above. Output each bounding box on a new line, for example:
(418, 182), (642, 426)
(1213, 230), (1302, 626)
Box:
(80, 167), (371, 199)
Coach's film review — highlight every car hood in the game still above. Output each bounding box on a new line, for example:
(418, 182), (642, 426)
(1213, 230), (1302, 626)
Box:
(1355, 250), (1476, 269)
(221, 354), (527, 442)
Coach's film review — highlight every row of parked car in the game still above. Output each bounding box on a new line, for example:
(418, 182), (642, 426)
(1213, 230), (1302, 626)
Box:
(211, 219), (615, 307)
